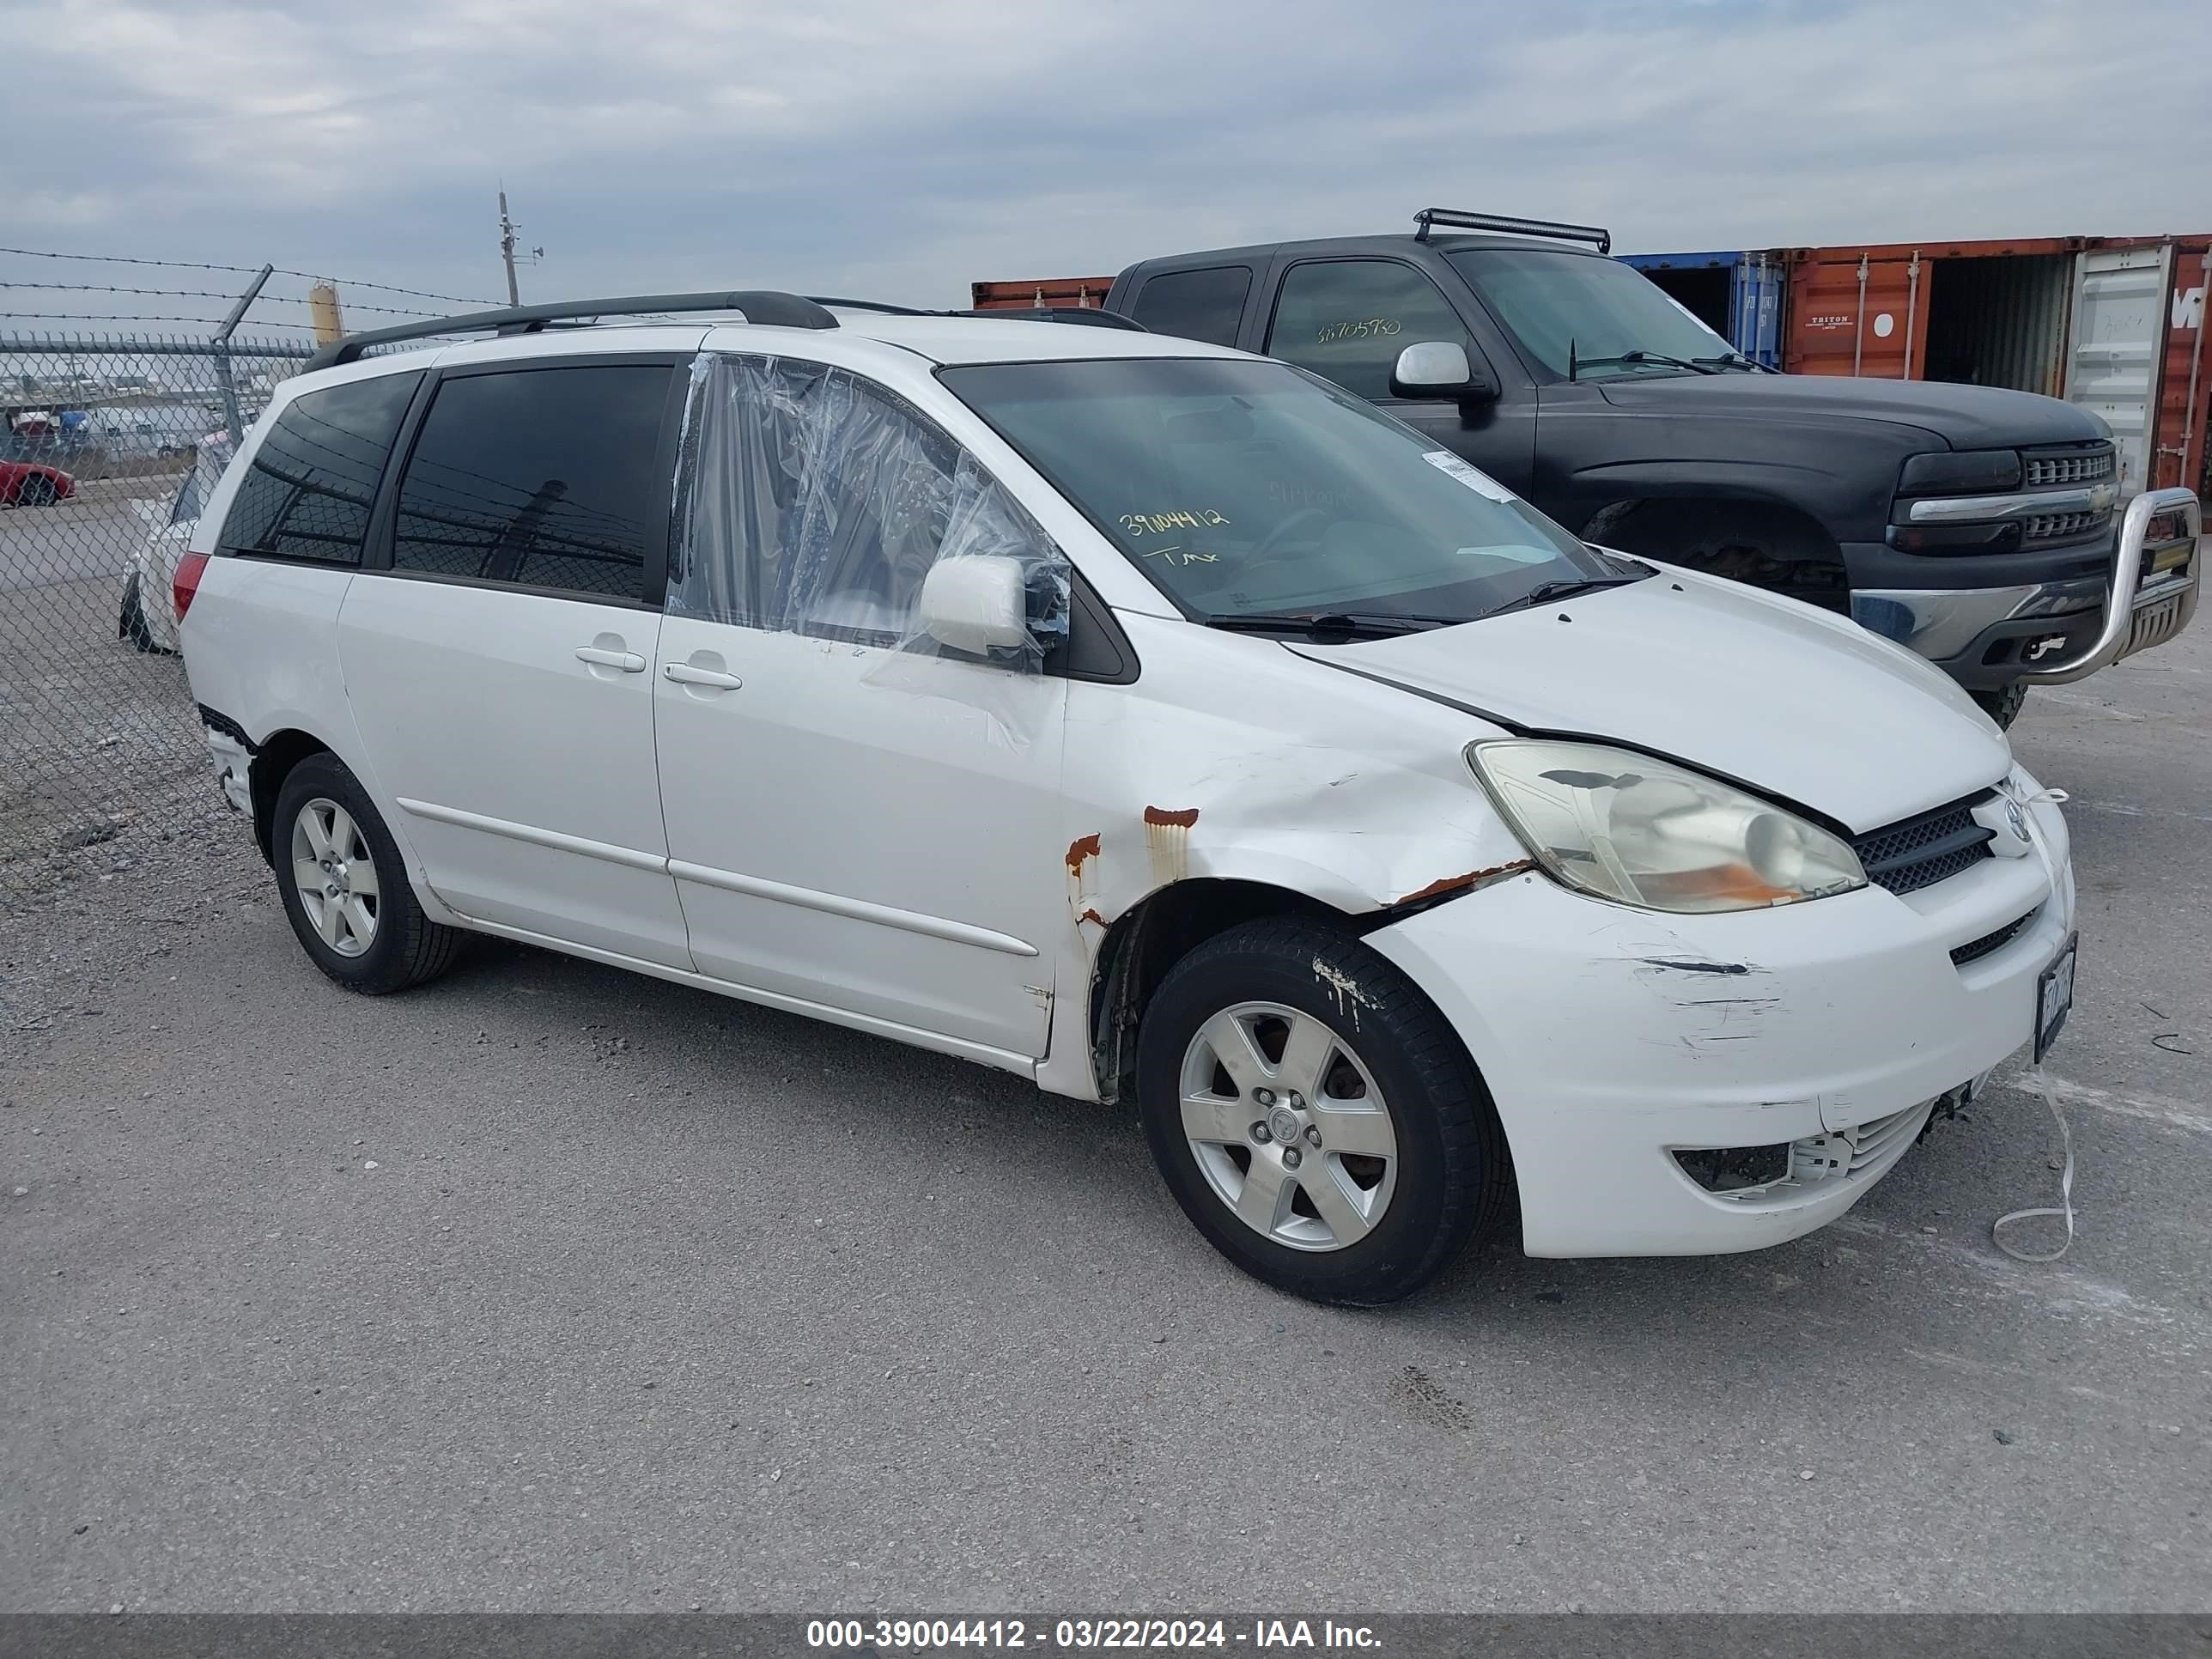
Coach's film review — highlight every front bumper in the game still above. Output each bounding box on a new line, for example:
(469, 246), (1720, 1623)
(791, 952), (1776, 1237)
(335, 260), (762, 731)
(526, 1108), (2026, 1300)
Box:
(1365, 781), (2074, 1257)
(1846, 489), (2201, 690)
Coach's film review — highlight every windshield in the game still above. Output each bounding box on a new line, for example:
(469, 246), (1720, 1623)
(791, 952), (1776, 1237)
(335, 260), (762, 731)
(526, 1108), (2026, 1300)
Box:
(1446, 248), (1746, 380)
(938, 357), (1628, 625)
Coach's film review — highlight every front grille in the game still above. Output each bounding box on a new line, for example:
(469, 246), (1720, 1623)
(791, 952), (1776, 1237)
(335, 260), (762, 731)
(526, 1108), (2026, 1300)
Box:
(1951, 910), (2036, 967)
(2022, 508), (2109, 544)
(2024, 446), (2115, 488)
(1851, 795), (1996, 895)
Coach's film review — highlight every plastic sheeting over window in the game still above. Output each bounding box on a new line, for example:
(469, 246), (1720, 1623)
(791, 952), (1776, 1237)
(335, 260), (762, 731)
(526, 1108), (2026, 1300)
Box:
(671, 352), (1069, 673)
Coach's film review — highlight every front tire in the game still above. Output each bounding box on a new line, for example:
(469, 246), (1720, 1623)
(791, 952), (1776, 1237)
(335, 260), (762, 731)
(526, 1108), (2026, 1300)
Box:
(1136, 916), (1511, 1304)
(1972, 683), (2028, 729)
(13, 474), (58, 507)
(273, 753), (464, 994)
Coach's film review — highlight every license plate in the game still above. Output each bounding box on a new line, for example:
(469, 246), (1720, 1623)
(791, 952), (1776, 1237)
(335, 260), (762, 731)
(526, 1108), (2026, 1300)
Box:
(2035, 934), (2076, 1063)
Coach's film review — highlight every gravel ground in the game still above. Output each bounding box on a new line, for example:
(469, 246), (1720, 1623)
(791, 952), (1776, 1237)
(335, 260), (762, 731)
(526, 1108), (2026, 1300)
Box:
(3, 627), (2209, 1614)
(1, 478), (229, 910)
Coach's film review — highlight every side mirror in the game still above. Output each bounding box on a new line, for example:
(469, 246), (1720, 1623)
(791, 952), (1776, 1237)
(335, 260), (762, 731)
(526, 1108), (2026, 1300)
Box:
(1390, 341), (1498, 403)
(915, 556), (1030, 655)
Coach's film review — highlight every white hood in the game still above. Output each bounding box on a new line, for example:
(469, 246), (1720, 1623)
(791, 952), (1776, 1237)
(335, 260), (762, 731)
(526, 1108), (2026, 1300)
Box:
(1286, 568), (2010, 834)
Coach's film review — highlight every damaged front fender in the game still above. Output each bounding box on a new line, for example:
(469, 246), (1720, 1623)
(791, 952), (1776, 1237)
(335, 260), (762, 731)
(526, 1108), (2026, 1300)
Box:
(1058, 618), (1534, 935)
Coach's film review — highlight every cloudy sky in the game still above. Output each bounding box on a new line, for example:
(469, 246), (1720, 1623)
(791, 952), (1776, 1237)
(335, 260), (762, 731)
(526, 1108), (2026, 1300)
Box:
(3, 0), (2206, 335)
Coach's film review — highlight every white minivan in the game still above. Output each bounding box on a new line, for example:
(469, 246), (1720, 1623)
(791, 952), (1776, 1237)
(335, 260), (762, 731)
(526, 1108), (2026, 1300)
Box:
(173, 291), (2087, 1304)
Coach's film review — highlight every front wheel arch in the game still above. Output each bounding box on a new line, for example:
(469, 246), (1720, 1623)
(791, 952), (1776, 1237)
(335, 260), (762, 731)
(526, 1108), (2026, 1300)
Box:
(1585, 495), (1850, 612)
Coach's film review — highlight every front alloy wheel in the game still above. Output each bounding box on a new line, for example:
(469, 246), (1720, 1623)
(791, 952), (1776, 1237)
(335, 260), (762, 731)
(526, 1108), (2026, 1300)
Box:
(1180, 1001), (1399, 1251)
(1137, 916), (1512, 1304)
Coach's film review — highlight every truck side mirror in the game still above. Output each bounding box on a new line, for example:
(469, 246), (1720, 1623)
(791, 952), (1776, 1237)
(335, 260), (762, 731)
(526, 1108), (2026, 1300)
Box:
(1390, 341), (1498, 404)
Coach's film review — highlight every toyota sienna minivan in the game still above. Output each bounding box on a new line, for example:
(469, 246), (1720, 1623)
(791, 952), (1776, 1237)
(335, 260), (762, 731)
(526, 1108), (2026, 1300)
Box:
(171, 290), (2093, 1303)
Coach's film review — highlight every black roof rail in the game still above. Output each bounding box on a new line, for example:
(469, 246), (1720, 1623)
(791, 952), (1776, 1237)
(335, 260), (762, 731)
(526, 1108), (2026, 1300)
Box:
(811, 295), (1146, 331)
(948, 307), (1147, 331)
(307, 290), (839, 370)
(805, 295), (932, 316)
(1412, 208), (1612, 255)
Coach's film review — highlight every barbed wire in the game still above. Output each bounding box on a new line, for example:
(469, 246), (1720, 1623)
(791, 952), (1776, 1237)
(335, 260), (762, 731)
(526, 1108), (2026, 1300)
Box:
(270, 268), (495, 307)
(0, 246), (267, 274)
(0, 246), (498, 309)
(0, 310), (322, 329)
(0, 283), (446, 319)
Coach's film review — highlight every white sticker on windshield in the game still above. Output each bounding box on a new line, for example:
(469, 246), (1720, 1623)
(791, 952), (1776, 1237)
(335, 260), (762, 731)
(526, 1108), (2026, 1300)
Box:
(1421, 450), (1516, 502)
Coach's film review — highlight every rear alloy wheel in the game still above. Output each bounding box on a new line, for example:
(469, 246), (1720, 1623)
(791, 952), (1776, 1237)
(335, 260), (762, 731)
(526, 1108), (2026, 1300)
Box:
(13, 474), (58, 507)
(1137, 917), (1511, 1304)
(290, 797), (380, 959)
(272, 752), (464, 994)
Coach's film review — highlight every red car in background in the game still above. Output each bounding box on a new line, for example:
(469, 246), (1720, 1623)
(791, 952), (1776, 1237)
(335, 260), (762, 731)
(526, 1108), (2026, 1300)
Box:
(1, 459), (76, 507)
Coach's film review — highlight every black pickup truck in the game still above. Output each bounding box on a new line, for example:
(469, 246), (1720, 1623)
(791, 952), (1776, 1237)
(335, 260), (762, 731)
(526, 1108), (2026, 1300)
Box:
(1101, 210), (2202, 725)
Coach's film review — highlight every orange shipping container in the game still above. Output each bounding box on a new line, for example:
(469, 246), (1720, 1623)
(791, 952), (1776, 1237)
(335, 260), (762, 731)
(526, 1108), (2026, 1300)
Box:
(1784, 235), (2209, 497)
(969, 276), (1115, 311)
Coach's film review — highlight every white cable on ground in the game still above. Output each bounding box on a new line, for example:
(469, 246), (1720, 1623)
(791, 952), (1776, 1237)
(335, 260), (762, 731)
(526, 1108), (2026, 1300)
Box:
(1992, 1068), (2075, 1261)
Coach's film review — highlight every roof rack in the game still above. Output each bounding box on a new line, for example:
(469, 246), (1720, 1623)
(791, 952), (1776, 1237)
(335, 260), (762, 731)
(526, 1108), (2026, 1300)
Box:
(948, 306), (1146, 331)
(307, 290), (840, 370)
(811, 295), (1146, 331)
(1412, 208), (1612, 255)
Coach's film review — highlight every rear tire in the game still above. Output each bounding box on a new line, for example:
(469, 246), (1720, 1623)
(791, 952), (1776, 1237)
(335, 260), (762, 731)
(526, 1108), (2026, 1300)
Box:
(1972, 684), (2028, 729)
(1136, 916), (1511, 1304)
(13, 474), (58, 507)
(272, 753), (464, 994)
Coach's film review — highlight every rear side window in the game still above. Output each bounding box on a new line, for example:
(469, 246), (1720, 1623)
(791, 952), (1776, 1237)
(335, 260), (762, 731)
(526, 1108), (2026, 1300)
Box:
(1265, 260), (1473, 399)
(218, 372), (421, 562)
(391, 364), (671, 603)
(1130, 266), (1252, 348)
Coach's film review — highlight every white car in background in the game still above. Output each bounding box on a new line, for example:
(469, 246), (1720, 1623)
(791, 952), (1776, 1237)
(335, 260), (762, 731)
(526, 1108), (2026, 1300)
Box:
(170, 291), (2087, 1304)
(119, 431), (232, 653)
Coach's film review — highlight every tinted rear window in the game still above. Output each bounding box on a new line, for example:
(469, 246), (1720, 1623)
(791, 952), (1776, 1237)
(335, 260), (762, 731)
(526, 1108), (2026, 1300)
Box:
(219, 372), (422, 563)
(390, 364), (670, 602)
(1130, 266), (1251, 348)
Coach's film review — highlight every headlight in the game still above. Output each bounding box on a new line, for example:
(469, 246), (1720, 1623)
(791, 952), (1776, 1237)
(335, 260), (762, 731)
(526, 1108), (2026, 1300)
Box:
(1467, 740), (1867, 915)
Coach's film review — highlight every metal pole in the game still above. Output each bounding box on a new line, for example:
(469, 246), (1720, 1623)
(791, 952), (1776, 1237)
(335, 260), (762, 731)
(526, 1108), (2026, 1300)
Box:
(214, 263), (272, 440)
(1852, 253), (1869, 376)
(499, 189), (522, 307)
(1902, 251), (1922, 381)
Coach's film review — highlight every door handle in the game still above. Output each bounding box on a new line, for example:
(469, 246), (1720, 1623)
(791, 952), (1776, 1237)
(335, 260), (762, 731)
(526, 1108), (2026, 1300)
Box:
(576, 645), (647, 672)
(663, 661), (744, 690)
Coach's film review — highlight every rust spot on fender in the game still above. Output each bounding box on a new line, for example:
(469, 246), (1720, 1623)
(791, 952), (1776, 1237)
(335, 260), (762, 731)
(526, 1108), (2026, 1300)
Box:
(1143, 807), (1198, 884)
(1065, 833), (1101, 874)
(1077, 908), (1106, 927)
(1395, 859), (1535, 907)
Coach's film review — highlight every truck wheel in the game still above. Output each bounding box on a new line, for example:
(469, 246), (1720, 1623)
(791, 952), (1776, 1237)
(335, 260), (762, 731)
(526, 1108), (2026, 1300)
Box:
(273, 753), (465, 994)
(1135, 916), (1512, 1304)
(1972, 684), (2028, 729)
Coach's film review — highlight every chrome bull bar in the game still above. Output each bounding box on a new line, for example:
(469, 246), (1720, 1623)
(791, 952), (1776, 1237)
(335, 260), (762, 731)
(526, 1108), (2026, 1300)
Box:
(2012, 486), (2201, 685)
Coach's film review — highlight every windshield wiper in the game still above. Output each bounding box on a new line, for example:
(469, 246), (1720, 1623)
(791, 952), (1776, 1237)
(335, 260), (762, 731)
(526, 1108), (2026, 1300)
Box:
(1204, 611), (1458, 639)
(1692, 353), (1767, 374)
(1578, 349), (1722, 376)
(1486, 574), (1645, 616)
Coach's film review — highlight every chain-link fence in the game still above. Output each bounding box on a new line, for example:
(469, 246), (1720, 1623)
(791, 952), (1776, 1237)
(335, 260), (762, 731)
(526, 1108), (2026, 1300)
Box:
(1, 332), (316, 908)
